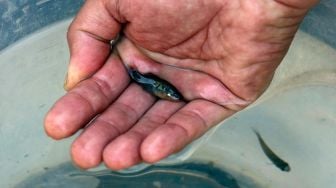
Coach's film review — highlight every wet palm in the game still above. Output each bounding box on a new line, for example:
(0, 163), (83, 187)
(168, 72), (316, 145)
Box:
(45, 0), (319, 170)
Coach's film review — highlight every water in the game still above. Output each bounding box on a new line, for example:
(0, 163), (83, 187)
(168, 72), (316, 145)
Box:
(191, 33), (336, 187)
(0, 19), (335, 187)
(15, 162), (247, 188)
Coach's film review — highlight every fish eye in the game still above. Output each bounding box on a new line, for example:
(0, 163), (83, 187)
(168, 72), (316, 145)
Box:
(167, 92), (179, 100)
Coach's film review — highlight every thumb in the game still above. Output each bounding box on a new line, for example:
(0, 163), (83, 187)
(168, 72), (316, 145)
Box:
(65, 0), (122, 90)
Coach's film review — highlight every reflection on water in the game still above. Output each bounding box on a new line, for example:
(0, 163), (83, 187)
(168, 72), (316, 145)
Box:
(15, 162), (259, 188)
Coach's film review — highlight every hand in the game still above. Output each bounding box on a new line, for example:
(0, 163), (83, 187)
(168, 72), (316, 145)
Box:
(44, 0), (319, 170)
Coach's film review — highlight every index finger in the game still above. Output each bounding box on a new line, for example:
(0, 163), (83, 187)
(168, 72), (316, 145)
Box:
(45, 54), (129, 139)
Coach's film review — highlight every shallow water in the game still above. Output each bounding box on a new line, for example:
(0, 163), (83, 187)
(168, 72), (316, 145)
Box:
(0, 19), (335, 188)
(15, 162), (250, 188)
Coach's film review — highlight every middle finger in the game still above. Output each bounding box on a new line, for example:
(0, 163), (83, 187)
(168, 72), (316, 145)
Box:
(71, 84), (155, 169)
(103, 100), (185, 170)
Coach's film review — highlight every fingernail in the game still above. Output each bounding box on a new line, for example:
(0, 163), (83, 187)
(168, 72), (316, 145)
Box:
(63, 72), (69, 91)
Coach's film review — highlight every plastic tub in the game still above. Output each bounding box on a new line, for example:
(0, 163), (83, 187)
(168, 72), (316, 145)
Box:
(1, 1), (335, 187)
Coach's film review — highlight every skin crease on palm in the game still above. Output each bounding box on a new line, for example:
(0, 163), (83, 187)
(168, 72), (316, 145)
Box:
(44, 0), (319, 170)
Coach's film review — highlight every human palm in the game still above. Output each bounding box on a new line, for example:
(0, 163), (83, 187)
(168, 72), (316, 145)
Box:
(45, 0), (318, 170)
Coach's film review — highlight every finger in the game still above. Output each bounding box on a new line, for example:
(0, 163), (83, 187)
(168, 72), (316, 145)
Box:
(65, 0), (122, 90)
(103, 100), (184, 170)
(117, 39), (249, 109)
(44, 54), (129, 139)
(141, 99), (235, 163)
(275, 0), (319, 9)
(71, 84), (156, 169)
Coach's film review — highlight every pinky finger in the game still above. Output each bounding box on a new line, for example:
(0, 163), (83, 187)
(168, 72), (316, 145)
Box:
(140, 99), (235, 163)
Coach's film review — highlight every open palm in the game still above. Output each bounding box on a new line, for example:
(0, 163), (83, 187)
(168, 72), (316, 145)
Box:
(45, 0), (318, 170)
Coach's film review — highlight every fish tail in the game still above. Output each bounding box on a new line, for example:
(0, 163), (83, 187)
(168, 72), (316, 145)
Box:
(252, 128), (261, 138)
(127, 68), (140, 81)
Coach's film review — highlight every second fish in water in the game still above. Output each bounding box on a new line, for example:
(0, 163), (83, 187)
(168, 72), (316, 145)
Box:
(128, 69), (183, 101)
(253, 129), (291, 172)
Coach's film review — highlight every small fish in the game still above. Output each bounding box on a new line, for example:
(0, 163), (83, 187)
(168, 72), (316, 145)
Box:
(127, 69), (183, 101)
(253, 129), (291, 172)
